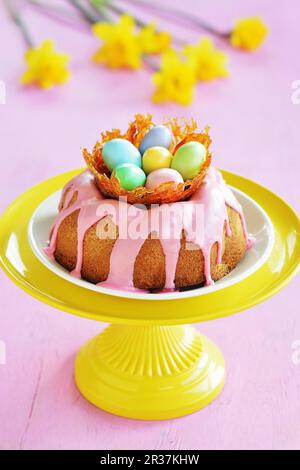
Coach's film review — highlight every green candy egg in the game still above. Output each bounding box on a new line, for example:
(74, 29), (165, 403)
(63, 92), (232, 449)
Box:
(113, 163), (146, 191)
(171, 141), (206, 180)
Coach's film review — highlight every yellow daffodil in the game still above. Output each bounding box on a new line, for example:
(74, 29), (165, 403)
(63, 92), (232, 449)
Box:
(92, 14), (142, 69)
(230, 17), (268, 51)
(152, 49), (196, 106)
(184, 37), (229, 81)
(21, 40), (70, 89)
(138, 22), (171, 54)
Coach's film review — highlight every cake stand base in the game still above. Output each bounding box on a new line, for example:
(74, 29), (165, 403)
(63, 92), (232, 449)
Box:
(75, 324), (225, 420)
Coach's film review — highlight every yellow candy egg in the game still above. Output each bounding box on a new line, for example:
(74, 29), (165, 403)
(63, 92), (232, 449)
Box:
(142, 146), (172, 175)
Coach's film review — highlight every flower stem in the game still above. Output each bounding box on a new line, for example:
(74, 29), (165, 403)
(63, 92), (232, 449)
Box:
(89, 0), (118, 22)
(120, 0), (230, 38)
(4, 0), (35, 48)
(143, 55), (159, 72)
(104, 2), (145, 28)
(28, 0), (90, 32)
(68, 0), (102, 23)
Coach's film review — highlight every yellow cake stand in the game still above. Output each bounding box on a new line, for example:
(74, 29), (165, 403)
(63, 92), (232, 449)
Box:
(1, 169), (300, 420)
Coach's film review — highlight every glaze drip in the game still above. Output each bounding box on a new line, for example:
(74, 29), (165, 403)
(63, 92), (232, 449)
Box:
(45, 168), (253, 291)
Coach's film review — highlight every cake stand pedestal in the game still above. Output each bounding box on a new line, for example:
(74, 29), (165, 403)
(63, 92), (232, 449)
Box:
(1, 169), (299, 420)
(75, 324), (224, 419)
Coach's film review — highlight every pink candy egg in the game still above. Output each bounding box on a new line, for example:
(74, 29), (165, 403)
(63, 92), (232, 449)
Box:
(146, 168), (184, 191)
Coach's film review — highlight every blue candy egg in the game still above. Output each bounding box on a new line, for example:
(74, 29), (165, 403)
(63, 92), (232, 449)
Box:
(102, 138), (141, 172)
(139, 126), (173, 155)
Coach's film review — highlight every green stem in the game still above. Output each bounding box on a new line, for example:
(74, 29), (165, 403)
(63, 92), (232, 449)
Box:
(28, 0), (102, 33)
(143, 55), (159, 72)
(29, 0), (84, 22)
(121, 0), (230, 38)
(89, 0), (114, 22)
(104, 2), (147, 28)
(68, 0), (101, 23)
(4, 0), (35, 47)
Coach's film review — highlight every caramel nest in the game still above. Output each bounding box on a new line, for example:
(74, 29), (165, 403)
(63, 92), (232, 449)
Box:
(83, 114), (212, 205)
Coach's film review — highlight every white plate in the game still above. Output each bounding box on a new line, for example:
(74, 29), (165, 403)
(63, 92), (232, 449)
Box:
(28, 188), (274, 300)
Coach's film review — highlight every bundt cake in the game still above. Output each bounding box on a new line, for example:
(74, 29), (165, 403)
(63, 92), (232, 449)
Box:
(45, 168), (252, 292)
(45, 116), (252, 293)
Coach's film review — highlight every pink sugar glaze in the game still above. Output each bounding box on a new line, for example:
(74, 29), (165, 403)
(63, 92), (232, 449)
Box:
(60, 170), (102, 207)
(45, 168), (253, 292)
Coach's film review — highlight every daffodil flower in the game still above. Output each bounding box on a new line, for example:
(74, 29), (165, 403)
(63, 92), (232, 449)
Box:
(92, 14), (142, 69)
(138, 22), (171, 55)
(152, 49), (196, 106)
(184, 37), (229, 81)
(21, 40), (70, 89)
(230, 17), (268, 51)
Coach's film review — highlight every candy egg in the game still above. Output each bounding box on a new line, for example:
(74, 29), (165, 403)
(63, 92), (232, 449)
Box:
(113, 163), (146, 191)
(146, 168), (184, 190)
(142, 146), (172, 175)
(171, 141), (206, 180)
(139, 125), (173, 155)
(102, 138), (141, 172)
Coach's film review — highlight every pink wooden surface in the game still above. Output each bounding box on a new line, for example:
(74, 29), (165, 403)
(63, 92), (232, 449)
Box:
(0, 0), (300, 450)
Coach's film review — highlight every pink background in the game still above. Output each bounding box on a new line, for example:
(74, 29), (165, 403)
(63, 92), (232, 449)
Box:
(0, 0), (300, 450)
